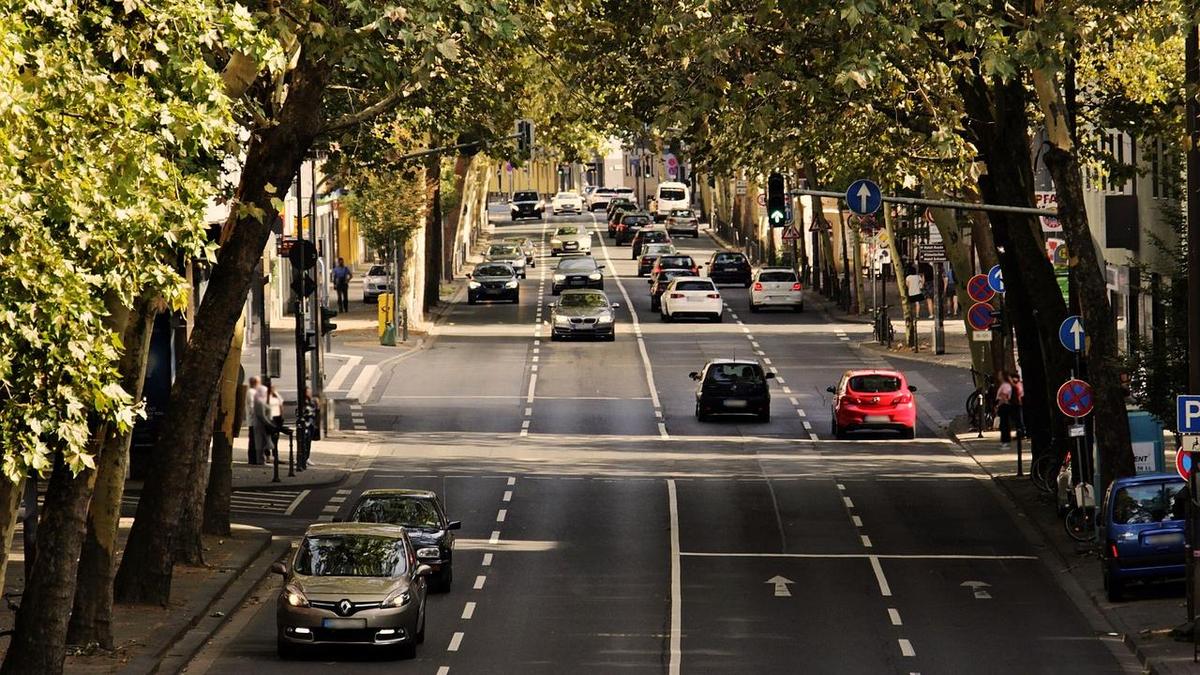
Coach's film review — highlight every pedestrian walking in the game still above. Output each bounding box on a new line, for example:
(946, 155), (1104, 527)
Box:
(266, 380), (284, 460)
(332, 257), (352, 313)
(994, 369), (1014, 445)
(904, 266), (925, 319)
(922, 271), (936, 321)
(245, 375), (260, 464)
(1010, 372), (1025, 438)
(944, 263), (958, 317)
(252, 379), (276, 464)
(297, 386), (319, 471)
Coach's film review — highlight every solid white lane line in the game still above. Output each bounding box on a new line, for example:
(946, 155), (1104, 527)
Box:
(462, 602), (476, 620)
(861, 535), (873, 548)
(888, 608), (903, 626)
(496, 509), (507, 522)
(870, 556), (893, 596)
(898, 639), (916, 657)
(489, 531), (500, 544)
(482, 553), (493, 566)
(503, 490), (513, 502)
(843, 496), (854, 508)
(667, 479), (682, 675)
(283, 490), (311, 516)
(448, 632), (464, 652)
(474, 575), (486, 590)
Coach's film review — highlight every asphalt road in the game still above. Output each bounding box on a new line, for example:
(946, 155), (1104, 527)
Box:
(187, 211), (1134, 674)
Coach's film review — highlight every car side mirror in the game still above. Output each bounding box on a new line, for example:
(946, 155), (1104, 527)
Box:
(765, 372), (776, 379)
(271, 562), (289, 577)
(447, 520), (462, 530)
(416, 564), (433, 578)
(826, 386), (836, 393)
(908, 385), (917, 392)
(689, 372), (700, 381)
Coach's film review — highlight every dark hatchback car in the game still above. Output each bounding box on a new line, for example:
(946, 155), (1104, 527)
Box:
(345, 489), (461, 593)
(1100, 473), (1186, 601)
(615, 213), (652, 245)
(691, 360), (774, 423)
(649, 269), (696, 311)
(652, 254), (700, 278)
(631, 228), (671, 259)
(708, 251), (752, 286)
(509, 190), (543, 221)
(607, 203), (640, 237)
(605, 197), (636, 220)
(467, 263), (519, 305)
(552, 256), (604, 295)
(550, 289), (619, 341)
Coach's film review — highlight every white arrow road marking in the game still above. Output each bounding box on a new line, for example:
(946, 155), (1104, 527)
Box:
(766, 575), (794, 597)
(961, 580), (992, 599)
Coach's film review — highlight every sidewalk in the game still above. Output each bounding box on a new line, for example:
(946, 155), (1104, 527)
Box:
(954, 425), (1196, 674)
(808, 292), (976, 370)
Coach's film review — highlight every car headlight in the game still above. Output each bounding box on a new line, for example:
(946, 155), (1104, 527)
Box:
(284, 585), (309, 607)
(554, 274), (566, 282)
(554, 315), (571, 326)
(468, 281), (481, 289)
(597, 313), (613, 324)
(417, 547), (441, 559)
(384, 589), (412, 608)
(587, 272), (602, 280)
(505, 280), (518, 289)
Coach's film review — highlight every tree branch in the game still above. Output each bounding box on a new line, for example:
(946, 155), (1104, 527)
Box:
(319, 90), (406, 136)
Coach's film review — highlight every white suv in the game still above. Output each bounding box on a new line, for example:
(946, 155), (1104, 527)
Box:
(660, 277), (723, 322)
(750, 267), (804, 312)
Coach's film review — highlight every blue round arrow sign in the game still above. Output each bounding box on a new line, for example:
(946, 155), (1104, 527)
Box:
(846, 179), (882, 216)
(987, 265), (1005, 294)
(1058, 315), (1085, 352)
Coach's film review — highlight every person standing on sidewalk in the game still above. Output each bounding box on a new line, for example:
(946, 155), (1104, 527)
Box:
(252, 379), (276, 464)
(943, 263), (958, 317)
(904, 266), (926, 319)
(1010, 372), (1025, 438)
(994, 369), (1014, 446)
(266, 380), (284, 460)
(297, 386), (319, 471)
(245, 375), (261, 464)
(332, 257), (352, 313)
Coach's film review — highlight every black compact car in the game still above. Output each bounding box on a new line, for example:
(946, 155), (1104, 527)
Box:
(552, 256), (604, 295)
(707, 251), (752, 286)
(607, 203), (639, 237)
(467, 263), (520, 304)
(605, 197), (636, 220)
(649, 269), (695, 311)
(615, 213), (652, 245)
(691, 359), (774, 423)
(510, 191), (544, 221)
(345, 489), (461, 592)
(630, 228), (671, 259)
(550, 289), (619, 341)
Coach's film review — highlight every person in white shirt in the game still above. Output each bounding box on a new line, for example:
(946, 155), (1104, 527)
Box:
(245, 376), (260, 464)
(904, 266), (926, 319)
(266, 381), (284, 460)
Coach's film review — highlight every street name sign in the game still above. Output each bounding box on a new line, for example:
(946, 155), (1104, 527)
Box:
(967, 274), (994, 303)
(1059, 315), (1085, 353)
(1057, 379), (1094, 418)
(918, 243), (947, 262)
(987, 265), (1005, 293)
(846, 179), (882, 216)
(1068, 424), (1086, 438)
(1176, 395), (1200, 433)
(968, 302), (996, 331)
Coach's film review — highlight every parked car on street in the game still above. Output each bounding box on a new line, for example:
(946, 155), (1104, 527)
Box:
(660, 277), (722, 322)
(827, 369), (917, 439)
(1100, 473), (1187, 601)
(691, 359), (774, 422)
(550, 226), (592, 256)
(485, 244), (527, 278)
(552, 256), (604, 295)
(344, 489), (461, 593)
(467, 263), (520, 305)
(551, 191), (584, 215)
(665, 209), (700, 237)
(362, 265), (392, 303)
(638, 242), (676, 277)
(631, 227), (671, 258)
(750, 267), (804, 312)
(550, 289), (619, 341)
(707, 251), (752, 287)
(509, 191), (544, 221)
(274, 523), (430, 659)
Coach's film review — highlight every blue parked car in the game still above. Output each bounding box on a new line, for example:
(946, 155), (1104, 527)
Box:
(1099, 473), (1187, 601)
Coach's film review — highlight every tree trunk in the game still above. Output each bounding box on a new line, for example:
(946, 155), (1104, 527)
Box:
(114, 55), (330, 606)
(1035, 70), (1134, 486)
(882, 204), (912, 343)
(443, 153), (472, 280)
(1, 455), (97, 675)
(68, 295), (158, 649)
(0, 476), (24, 592)
(423, 142), (443, 311)
(850, 222), (864, 313)
(203, 317), (245, 537)
(957, 68), (1073, 460)
(927, 197), (993, 376)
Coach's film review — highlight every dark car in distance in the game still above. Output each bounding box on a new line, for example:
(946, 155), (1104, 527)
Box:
(1100, 473), (1186, 601)
(467, 263), (519, 305)
(607, 202), (639, 237)
(631, 228), (671, 259)
(691, 359), (774, 423)
(649, 269), (695, 311)
(707, 250), (752, 286)
(652, 254), (700, 278)
(552, 256), (604, 295)
(344, 489), (461, 593)
(615, 213), (652, 245)
(509, 191), (544, 221)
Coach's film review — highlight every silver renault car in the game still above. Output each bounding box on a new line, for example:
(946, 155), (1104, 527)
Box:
(275, 523), (431, 660)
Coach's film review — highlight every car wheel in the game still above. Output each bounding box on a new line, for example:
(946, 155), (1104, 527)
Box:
(749, 303), (760, 313)
(551, 251), (558, 257)
(831, 421), (840, 438)
(796, 303), (805, 313)
(434, 566), (453, 593)
(511, 295), (519, 304)
(901, 427), (916, 440)
(758, 409), (771, 423)
(277, 637), (303, 661)
(650, 299), (660, 311)
(394, 642), (417, 660)
(743, 280), (752, 289)
(467, 296), (477, 305)
(711, 312), (722, 323)
(550, 332), (561, 342)
(1105, 570), (1123, 602)
(695, 404), (707, 422)
(605, 332), (616, 342)
(660, 308), (671, 322)
(552, 287), (561, 296)
(638, 271), (645, 277)
(416, 605), (427, 643)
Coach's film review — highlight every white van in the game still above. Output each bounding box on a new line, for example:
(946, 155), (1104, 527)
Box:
(654, 182), (690, 221)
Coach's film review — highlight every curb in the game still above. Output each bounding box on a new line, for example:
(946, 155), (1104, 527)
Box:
(231, 469), (349, 493)
(122, 526), (273, 675)
(856, 339), (974, 372)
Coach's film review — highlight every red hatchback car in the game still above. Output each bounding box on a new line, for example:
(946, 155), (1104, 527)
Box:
(827, 370), (917, 439)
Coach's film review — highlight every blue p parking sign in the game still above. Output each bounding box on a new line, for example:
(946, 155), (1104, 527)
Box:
(1177, 395), (1200, 434)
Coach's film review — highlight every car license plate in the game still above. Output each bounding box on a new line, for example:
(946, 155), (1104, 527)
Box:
(724, 399), (747, 408)
(865, 415), (890, 423)
(1145, 533), (1183, 546)
(322, 618), (367, 629)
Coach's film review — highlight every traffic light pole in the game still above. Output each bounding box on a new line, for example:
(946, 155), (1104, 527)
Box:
(292, 167), (308, 448)
(309, 159), (322, 420)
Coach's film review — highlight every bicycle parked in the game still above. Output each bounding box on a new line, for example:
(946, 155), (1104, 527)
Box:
(965, 368), (996, 432)
(873, 305), (895, 345)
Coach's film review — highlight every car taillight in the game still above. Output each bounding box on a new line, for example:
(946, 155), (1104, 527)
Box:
(706, 293), (721, 299)
(792, 283), (803, 291)
(895, 393), (913, 405)
(669, 293), (684, 299)
(1110, 542), (1119, 559)
(753, 282), (764, 291)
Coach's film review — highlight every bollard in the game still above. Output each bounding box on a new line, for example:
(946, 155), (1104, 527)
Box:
(272, 439), (280, 483)
(288, 429), (296, 478)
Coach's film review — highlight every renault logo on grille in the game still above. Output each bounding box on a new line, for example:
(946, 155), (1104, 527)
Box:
(337, 599), (354, 616)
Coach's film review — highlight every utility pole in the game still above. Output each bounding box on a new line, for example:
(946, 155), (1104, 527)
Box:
(1184, 23), (1200, 625)
(309, 158), (322, 415)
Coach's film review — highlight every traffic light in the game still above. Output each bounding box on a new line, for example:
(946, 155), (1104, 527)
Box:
(516, 119), (534, 156)
(766, 172), (786, 226)
(320, 307), (338, 335)
(290, 270), (316, 297)
(288, 238), (317, 297)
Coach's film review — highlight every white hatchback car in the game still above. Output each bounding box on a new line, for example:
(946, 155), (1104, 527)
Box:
(750, 267), (804, 312)
(551, 191), (584, 215)
(660, 277), (723, 322)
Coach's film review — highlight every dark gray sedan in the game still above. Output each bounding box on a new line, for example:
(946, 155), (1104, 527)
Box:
(550, 289), (619, 341)
(468, 263), (520, 304)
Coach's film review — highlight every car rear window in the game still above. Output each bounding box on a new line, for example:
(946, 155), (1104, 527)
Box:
(660, 256), (693, 267)
(642, 231), (668, 241)
(368, 266), (386, 276)
(848, 375), (902, 393)
(558, 258), (596, 271)
(706, 364), (764, 384)
(759, 271), (797, 283)
(715, 253), (745, 262)
(474, 264), (513, 277)
(676, 280), (715, 292)
(671, 209), (694, 217)
(556, 192), (577, 199)
(513, 191), (539, 201)
(614, 188), (634, 195)
(623, 215), (649, 225)
(1112, 481), (1186, 524)
(659, 188), (686, 200)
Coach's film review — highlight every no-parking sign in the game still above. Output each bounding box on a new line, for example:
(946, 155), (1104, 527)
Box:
(967, 274), (994, 303)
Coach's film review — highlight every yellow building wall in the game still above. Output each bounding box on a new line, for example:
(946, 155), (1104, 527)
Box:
(334, 202), (362, 265)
